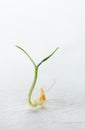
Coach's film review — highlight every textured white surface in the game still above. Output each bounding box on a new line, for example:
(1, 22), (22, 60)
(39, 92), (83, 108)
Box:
(0, 0), (85, 130)
(0, 46), (85, 130)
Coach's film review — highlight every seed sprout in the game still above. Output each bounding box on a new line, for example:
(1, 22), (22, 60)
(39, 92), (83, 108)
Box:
(16, 45), (59, 107)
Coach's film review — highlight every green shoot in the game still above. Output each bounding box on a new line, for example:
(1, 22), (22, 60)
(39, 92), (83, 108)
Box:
(16, 45), (59, 107)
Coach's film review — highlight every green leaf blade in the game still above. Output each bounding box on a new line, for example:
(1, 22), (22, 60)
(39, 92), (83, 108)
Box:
(37, 47), (59, 68)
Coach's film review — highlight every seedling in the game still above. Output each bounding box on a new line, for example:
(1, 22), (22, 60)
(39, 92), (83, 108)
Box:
(16, 45), (59, 107)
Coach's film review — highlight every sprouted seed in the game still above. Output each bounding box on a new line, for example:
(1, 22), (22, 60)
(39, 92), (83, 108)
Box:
(16, 45), (59, 107)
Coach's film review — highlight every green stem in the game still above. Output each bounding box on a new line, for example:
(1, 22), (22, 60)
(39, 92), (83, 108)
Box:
(28, 67), (38, 107)
(28, 66), (45, 107)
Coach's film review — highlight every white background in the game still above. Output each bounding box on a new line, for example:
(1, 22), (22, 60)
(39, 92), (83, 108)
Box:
(0, 0), (85, 130)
